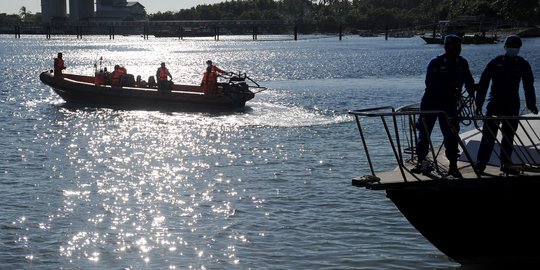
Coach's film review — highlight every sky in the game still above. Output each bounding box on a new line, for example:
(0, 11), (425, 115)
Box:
(0, 0), (226, 15)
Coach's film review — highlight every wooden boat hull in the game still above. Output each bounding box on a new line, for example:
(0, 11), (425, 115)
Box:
(40, 72), (255, 111)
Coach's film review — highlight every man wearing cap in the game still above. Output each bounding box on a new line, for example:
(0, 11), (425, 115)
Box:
(474, 35), (538, 175)
(413, 34), (476, 178)
(201, 60), (227, 95)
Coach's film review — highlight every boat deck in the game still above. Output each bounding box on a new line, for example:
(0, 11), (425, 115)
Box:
(353, 159), (540, 190)
(348, 105), (540, 190)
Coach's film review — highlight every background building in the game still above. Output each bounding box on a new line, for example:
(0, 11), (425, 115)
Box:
(95, 0), (145, 21)
(41, 0), (67, 23)
(69, 0), (94, 21)
(41, 0), (145, 23)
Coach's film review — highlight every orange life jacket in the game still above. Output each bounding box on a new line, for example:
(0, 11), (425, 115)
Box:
(201, 65), (224, 85)
(111, 70), (123, 86)
(158, 67), (170, 81)
(54, 58), (65, 77)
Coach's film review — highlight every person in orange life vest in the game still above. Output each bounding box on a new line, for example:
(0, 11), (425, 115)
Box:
(119, 66), (127, 75)
(201, 60), (227, 94)
(156, 62), (172, 92)
(53, 52), (66, 77)
(111, 65), (125, 86)
(94, 69), (106, 86)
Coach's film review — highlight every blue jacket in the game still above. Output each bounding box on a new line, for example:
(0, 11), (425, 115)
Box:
(476, 55), (536, 115)
(423, 54), (475, 104)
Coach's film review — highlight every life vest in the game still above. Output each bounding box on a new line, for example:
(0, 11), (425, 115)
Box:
(111, 70), (123, 86)
(158, 67), (169, 80)
(53, 58), (65, 77)
(202, 65), (224, 85)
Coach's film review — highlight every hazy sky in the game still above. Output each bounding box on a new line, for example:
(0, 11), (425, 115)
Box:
(0, 0), (226, 15)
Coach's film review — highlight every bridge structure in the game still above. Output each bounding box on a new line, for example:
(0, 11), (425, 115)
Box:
(7, 20), (303, 40)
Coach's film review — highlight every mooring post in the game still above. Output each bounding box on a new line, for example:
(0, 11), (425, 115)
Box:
(46, 24), (51, 39)
(385, 25), (388, 40)
(77, 25), (83, 39)
(14, 25), (21, 38)
(294, 25), (298, 41)
(109, 26), (115, 40)
(214, 26), (220, 41)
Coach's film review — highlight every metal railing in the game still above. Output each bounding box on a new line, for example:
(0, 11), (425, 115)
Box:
(349, 105), (540, 181)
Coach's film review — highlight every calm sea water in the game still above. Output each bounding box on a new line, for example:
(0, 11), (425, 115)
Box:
(1, 34), (539, 269)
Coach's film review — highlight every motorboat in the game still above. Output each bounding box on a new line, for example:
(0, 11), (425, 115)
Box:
(349, 104), (540, 265)
(39, 71), (262, 112)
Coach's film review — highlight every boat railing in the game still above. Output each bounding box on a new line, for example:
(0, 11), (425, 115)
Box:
(349, 105), (540, 182)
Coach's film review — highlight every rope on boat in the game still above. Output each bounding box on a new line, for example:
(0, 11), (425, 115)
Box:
(457, 87), (479, 128)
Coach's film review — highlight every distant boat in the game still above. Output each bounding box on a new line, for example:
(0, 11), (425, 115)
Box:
(422, 17), (499, 44)
(517, 27), (540, 38)
(153, 27), (215, 38)
(389, 30), (416, 38)
(421, 34), (497, 44)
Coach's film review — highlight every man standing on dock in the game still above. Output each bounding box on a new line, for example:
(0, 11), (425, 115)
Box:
(413, 34), (476, 178)
(474, 35), (538, 175)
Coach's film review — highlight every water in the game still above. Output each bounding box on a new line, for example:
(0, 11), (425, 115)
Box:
(1, 34), (539, 269)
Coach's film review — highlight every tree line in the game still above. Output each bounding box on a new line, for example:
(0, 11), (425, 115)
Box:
(147, 0), (540, 33)
(2, 1), (539, 33)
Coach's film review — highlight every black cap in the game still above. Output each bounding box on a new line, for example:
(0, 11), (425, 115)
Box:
(504, 35), (522, 47)
(444, 34), (462, 45)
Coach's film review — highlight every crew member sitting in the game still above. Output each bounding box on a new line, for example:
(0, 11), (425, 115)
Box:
(94, 69), (106, 86)
(111, 65), (125, 87)
(53, 52), (66, 77)
(156, 62), (173, 92)
(201, 60), (227, 95)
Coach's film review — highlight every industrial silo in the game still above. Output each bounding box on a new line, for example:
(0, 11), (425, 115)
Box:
(69, 0), (95, 21)
(41, 0), (67, 23)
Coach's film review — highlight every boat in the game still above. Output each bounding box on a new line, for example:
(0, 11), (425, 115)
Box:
(517, 27), (540, 38)
(153, 27), (215, 38)
(421, 17), (498, 44)
(420, 34), (497, 44)
(39, 71), (262, 112)
(348, 104), (540, 265)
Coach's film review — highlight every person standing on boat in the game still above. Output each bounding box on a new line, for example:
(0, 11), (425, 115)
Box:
(474, 35), (538, 175)
(413, 34), (476, 178)
(156, 62), (173, 92)
(201, 60), (227, 95)
(53, 52), (66, 77)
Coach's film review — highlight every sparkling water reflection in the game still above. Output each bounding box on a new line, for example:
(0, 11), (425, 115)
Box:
(1, 34), (539, 269)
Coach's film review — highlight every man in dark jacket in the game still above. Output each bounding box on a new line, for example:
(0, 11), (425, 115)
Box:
(474, 35), (538, 175)
(413, 34), (476, 178)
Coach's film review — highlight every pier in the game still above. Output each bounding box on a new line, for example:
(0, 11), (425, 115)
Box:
(5, 20), (293, 40)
